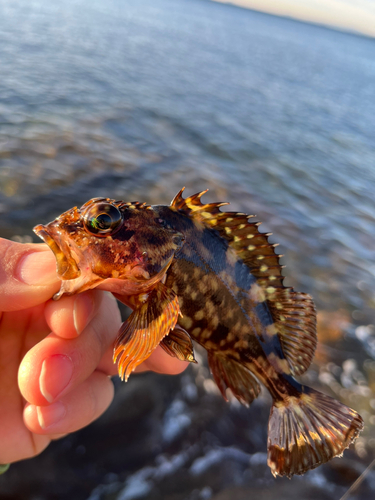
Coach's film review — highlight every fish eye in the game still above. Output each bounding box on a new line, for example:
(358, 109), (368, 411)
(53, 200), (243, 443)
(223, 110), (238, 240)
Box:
(83, 202), (122, 236)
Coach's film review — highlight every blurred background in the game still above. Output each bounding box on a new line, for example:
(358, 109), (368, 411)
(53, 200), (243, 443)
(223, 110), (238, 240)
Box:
(0, 0), (375, 498)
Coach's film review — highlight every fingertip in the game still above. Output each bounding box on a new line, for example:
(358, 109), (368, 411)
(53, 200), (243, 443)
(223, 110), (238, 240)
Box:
(45, 291), (97, 339)
(24, 403), (35, 422)
(44, 295), (77, 339)
(0, 239), (60, 311)
(18, 250), (58, 286)
(136, 346), (189, 375)
(20, 291), (121, 405)
(24, 373), (115, 435)
(73, 293), (95, 336)
(19, 347), (72, 406)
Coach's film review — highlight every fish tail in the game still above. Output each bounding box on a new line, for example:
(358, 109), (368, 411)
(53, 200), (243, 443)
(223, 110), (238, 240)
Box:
(267, 386), (364, 478)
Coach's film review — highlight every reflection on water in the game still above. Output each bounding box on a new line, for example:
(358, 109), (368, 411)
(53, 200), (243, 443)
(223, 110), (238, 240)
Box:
(1, 0), (375, 498)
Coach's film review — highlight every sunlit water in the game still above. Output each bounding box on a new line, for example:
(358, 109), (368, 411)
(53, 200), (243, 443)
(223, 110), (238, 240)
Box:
(0, 0), (375, 498)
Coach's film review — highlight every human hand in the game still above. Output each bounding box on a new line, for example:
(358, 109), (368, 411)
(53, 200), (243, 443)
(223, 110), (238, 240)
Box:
(0, 238), (187, 465)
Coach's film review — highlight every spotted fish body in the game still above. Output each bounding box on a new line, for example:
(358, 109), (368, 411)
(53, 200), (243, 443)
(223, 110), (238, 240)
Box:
(34, 189), (363, 478)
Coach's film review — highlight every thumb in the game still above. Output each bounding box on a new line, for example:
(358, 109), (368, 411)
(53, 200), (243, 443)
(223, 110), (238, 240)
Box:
(0, 238), (60, 312)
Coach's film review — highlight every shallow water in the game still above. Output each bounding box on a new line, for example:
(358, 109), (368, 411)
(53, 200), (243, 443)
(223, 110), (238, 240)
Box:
(0, 0), (375, 498)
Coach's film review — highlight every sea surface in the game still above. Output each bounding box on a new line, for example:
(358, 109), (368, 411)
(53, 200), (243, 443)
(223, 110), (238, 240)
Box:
(0, 0), (375, 499)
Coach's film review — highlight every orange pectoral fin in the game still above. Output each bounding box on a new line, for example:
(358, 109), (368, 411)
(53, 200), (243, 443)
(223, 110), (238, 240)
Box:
(113, 282), (181, 381)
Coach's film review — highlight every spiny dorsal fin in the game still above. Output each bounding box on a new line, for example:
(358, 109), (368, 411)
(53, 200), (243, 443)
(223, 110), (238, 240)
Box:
(171, 188), (284, 288)
(116, 201), (151, 210)
(171, 189), (317, 374)
(171, 187), (229, 216)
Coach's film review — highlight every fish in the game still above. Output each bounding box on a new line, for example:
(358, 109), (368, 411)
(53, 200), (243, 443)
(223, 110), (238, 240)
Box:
(34, 188), (364, 478)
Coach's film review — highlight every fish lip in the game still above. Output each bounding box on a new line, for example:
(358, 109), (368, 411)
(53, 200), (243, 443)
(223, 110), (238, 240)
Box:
(33, 224), (81, 280)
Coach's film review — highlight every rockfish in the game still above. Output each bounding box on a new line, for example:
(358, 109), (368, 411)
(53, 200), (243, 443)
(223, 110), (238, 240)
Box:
(34, 189), (363, 478)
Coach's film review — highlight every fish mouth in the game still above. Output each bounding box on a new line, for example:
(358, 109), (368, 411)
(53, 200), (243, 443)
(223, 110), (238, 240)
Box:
(34, 224), (81, 280)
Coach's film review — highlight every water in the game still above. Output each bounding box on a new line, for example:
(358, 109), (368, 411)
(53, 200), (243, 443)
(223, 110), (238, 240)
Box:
(0, 0), (375, 498)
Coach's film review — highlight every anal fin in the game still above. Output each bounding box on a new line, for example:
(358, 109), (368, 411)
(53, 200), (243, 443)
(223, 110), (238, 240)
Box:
(159, 325), (197, 363)
(113, 282), (180, 381)
(208, 352), (260, 407)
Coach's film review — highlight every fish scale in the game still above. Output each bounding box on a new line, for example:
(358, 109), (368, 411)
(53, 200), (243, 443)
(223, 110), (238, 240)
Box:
(34, 188), (363, 479)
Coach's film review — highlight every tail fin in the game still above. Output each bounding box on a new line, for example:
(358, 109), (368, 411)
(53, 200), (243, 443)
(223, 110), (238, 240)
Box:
(267, 387), (364, 478)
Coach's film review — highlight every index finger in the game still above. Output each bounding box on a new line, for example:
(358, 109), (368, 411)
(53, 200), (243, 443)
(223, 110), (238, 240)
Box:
(0, 238), (60, 312)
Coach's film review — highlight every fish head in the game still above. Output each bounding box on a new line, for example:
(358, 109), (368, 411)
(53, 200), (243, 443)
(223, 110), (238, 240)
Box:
(34, 197), (184, 299)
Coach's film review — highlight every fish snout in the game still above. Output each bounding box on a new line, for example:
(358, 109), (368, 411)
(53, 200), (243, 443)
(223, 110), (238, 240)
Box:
(33, 223), (81, 280)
